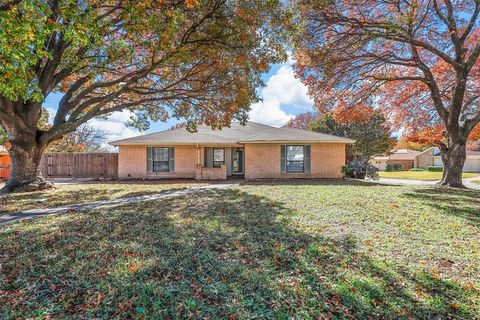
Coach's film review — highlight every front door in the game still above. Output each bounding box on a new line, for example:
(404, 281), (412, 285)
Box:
(232, 148), (244, 174)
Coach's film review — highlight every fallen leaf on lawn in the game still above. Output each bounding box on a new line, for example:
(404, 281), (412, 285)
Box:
(118, 301), (132, 313)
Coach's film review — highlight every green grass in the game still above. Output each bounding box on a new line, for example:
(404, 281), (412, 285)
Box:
(379, 170), (478, 180)
(0, 180), (205, 213)
(1, 180), (479, 318)
(472, 180), (480, 185)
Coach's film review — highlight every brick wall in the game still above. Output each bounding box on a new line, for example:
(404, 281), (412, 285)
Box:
(244, 143), (346, 179)
(387, 160), (414, 170)
(119, 143), (347, 180)
(416, 148), (434, 169)
(195, 164), (227, 180)
(118, 145), (198, 179)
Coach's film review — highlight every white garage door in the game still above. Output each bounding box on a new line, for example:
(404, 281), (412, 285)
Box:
(463, 158), (480, 172)
(371, 160), (387, 171)
(433, 156), (480, 172)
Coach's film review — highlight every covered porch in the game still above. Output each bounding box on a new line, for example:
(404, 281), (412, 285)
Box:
(195, 145), (244, 180)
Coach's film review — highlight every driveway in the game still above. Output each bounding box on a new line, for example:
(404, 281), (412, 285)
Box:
(368, 175), (480, 189)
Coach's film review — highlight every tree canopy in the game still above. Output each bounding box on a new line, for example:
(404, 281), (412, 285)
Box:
(0, 0), (289, 136)
(288, 106), (395, 161)
(293, 0), (480, 187)
(0, 0), (290, 192)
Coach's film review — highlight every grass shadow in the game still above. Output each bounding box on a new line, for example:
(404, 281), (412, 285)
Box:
(239, 178), (401, 188)
(403, 187), (480, 226)
(0, 188), (477, 318)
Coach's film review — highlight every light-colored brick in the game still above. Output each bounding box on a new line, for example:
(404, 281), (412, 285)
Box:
(118, 145), (199, 179)
(118, 143), (347, 179)
(416, 148), (434, 169)
(244, 143), (346, 179)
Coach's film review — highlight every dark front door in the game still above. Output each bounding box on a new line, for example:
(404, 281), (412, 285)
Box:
(232, 148), (244, 174)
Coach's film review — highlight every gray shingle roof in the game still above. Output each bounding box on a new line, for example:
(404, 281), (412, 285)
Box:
(109, 122), (354, 146)
(239, 126), (355, 143)
(433, 149), (480, 156)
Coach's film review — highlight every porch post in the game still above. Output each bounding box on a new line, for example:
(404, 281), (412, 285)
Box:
(195, 145), (202, 180)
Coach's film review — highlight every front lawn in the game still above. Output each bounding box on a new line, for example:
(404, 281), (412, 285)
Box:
(0, 180), (205, 213)
(1, 181), (479, 318)
(379, 170), (478, 180)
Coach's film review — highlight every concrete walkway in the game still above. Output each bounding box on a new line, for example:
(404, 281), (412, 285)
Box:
(0, 182), (235, 226)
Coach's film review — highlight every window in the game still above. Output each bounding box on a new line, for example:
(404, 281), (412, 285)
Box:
(286, 145), (305, 173)
(147, 147), (174, 173)
(213, 148), (225, 168)
(153, 147), (169, 172)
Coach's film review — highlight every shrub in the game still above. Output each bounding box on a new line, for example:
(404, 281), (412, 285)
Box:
(428, 166), (443, 172)
(386, 163), (402, 171)
(343, 159), (379, 180)
(341, 164), (351, 178)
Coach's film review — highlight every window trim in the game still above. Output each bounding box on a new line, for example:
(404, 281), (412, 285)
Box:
(213, 148), (225, 168)
(152, 147), (170, 173)
(286, 145), (305, 173)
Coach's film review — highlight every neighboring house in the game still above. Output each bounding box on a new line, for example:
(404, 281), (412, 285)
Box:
(109, 122), (355, 180)
(371, 149), (422, 171)
(415, 147), (480, 172)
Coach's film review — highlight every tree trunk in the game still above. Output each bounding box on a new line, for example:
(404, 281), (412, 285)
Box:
(1, 140), (53, 193)
(0, 100), (54, 194)
(437, 137), (467, 188)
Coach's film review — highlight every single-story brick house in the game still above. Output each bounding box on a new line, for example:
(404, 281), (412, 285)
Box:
(415, 147), (480, 172)
(109, 122), (355, 180)
(370, 149), (422, 171)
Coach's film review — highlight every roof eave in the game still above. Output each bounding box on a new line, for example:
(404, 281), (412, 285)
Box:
(110, 140), (355, 146)
(110, 141), (242, 146)
(239, 140), (355, 144)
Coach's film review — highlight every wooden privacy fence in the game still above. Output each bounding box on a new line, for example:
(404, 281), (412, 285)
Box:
(40, 153), (118, 179)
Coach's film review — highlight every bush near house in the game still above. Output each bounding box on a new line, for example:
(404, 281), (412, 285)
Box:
(385, 163), (403, 171)
(342, 160), (379, 179)
(428, 166), (444, 172)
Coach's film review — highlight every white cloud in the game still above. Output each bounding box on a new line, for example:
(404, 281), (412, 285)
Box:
(88, 110), (139, 150)
(249, 58), (314, 127)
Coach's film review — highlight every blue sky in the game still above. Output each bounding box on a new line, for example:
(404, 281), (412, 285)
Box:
(43, 56), (315, 145)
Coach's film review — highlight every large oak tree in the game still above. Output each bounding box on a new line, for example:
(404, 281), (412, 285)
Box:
(293, 0), (480, 188)
(0, 0), (288, 193)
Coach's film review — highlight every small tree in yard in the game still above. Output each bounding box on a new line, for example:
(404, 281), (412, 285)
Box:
(0, 0), (288, 193)
(288, 105), (395, 162)
(47, 125), (107, 153)
(294, 0), (480, 188)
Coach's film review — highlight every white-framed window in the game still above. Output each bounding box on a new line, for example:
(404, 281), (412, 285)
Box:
(152, 147), (169, 172)
(213, 148), (225, 168)
(147, 147), (174, 173)
(286, 145), (305, 173)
